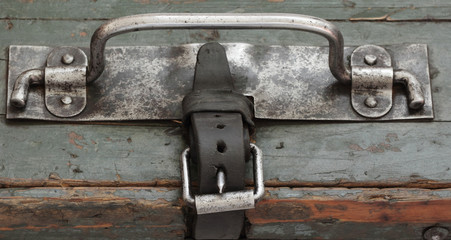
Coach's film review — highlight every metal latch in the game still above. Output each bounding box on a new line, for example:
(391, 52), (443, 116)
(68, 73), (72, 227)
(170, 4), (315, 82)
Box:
(10, 47), (88, 118)
(350, 45), (424, 118)
(181, 144), (264, 215)
(6, 13), (433, 121)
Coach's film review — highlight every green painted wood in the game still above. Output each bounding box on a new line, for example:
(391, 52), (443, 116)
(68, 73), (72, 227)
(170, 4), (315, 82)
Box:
(1, 20), (450, 120)
(1, 117), (451, 188)
(1, 0), (451, 21)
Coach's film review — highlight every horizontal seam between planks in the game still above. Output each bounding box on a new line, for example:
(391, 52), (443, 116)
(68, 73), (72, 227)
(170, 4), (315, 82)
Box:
(2, 180), (451, 189)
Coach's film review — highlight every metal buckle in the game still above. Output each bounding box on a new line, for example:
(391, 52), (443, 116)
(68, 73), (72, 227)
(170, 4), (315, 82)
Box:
(181, 143), (264, 215)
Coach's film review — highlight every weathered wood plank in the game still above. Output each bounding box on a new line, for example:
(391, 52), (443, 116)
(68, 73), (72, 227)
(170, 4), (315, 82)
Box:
(1, 20), (450, 120)
(0, 187), (185, 239)
(1, 187), (451, 239)
(1, 117), (451, 188)
(247, 187), (451, 239)
(1, 0), (451, 21)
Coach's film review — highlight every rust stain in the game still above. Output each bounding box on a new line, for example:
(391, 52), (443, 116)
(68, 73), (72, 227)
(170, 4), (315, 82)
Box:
(19, 0), (34, 3)
(79, 32), (87, 37)
(70, 33), (75, 37)
(68, 131), (84, 150)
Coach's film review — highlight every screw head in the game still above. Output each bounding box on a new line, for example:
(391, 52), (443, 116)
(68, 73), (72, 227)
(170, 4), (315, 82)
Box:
(424, 227), (449, 240)
(364, 97), (378, 108)
(61, 96), (72, 105)
(61, 54), (74, 65)
(364, 54), (377, 66)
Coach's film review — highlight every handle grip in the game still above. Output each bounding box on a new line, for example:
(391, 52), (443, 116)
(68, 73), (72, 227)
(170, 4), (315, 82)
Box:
(87, 13), (351, 84)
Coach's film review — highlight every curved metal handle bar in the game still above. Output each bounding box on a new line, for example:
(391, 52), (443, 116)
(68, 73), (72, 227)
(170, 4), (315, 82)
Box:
(88, 13), (351, 84)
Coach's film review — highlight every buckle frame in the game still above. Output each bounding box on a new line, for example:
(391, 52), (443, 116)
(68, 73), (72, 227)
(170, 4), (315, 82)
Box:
(181, 143), (264, 214)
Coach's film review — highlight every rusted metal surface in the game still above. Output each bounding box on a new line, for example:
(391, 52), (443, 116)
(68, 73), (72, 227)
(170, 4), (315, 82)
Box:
(6, 43), (433, 121)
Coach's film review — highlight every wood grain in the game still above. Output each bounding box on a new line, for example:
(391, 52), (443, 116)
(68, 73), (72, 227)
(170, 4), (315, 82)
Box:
(247, 187), (451, 239)
(0, 187), (185, 239)
(1, 187), (450, 239)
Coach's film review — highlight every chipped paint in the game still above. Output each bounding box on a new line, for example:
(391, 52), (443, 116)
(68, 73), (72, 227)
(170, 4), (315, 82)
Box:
(68, 131), (85, 150)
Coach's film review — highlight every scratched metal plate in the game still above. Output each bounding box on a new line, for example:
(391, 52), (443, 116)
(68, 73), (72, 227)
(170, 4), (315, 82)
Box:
(6, 43), (433, 121)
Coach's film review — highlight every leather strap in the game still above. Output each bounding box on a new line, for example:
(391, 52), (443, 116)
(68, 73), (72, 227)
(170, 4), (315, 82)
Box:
(182, 42), (254, 239)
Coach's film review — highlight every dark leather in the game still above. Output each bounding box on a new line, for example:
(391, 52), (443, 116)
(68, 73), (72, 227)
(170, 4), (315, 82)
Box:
(182, 42), (254, 239)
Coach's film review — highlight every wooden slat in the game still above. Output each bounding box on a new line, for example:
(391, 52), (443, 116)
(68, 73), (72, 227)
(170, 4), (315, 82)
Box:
(1, 0), (451, 21)
(247, 187), (451, 239)
(1, 117), (451, 188)
(0, 187), (185, 239)
(1, 187), (450, 239)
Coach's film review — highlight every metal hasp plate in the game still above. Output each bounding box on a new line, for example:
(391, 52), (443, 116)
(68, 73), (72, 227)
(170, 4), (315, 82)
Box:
(6, 44), (433, 121)
(6, 13), (433, 121)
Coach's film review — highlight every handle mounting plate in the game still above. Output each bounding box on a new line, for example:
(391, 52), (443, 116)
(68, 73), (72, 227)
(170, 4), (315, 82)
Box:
(6, 43), (433, 121)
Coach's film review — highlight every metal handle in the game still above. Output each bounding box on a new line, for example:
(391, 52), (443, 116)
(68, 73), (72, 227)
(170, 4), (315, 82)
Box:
(87, 13), (351, 84)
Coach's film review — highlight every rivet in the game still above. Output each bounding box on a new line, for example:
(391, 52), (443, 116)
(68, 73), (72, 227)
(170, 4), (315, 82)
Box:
(61, 54), (74, 65)
(423, 227), (449, 240)
(364, 54), (377, 66)
(364, 97), (378, 108)
(61, 96), (73, 105)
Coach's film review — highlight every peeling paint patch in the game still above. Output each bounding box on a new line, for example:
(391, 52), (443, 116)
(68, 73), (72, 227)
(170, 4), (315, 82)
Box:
(68, 132), (84, 150)
(349, 144), (364, 151)
(349, 133), (401, 153)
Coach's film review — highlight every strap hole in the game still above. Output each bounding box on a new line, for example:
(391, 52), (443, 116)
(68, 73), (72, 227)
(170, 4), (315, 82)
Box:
(214, 114), (221, 117)
(216, 124), (225, 129)
(217, 140), (227, 153)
